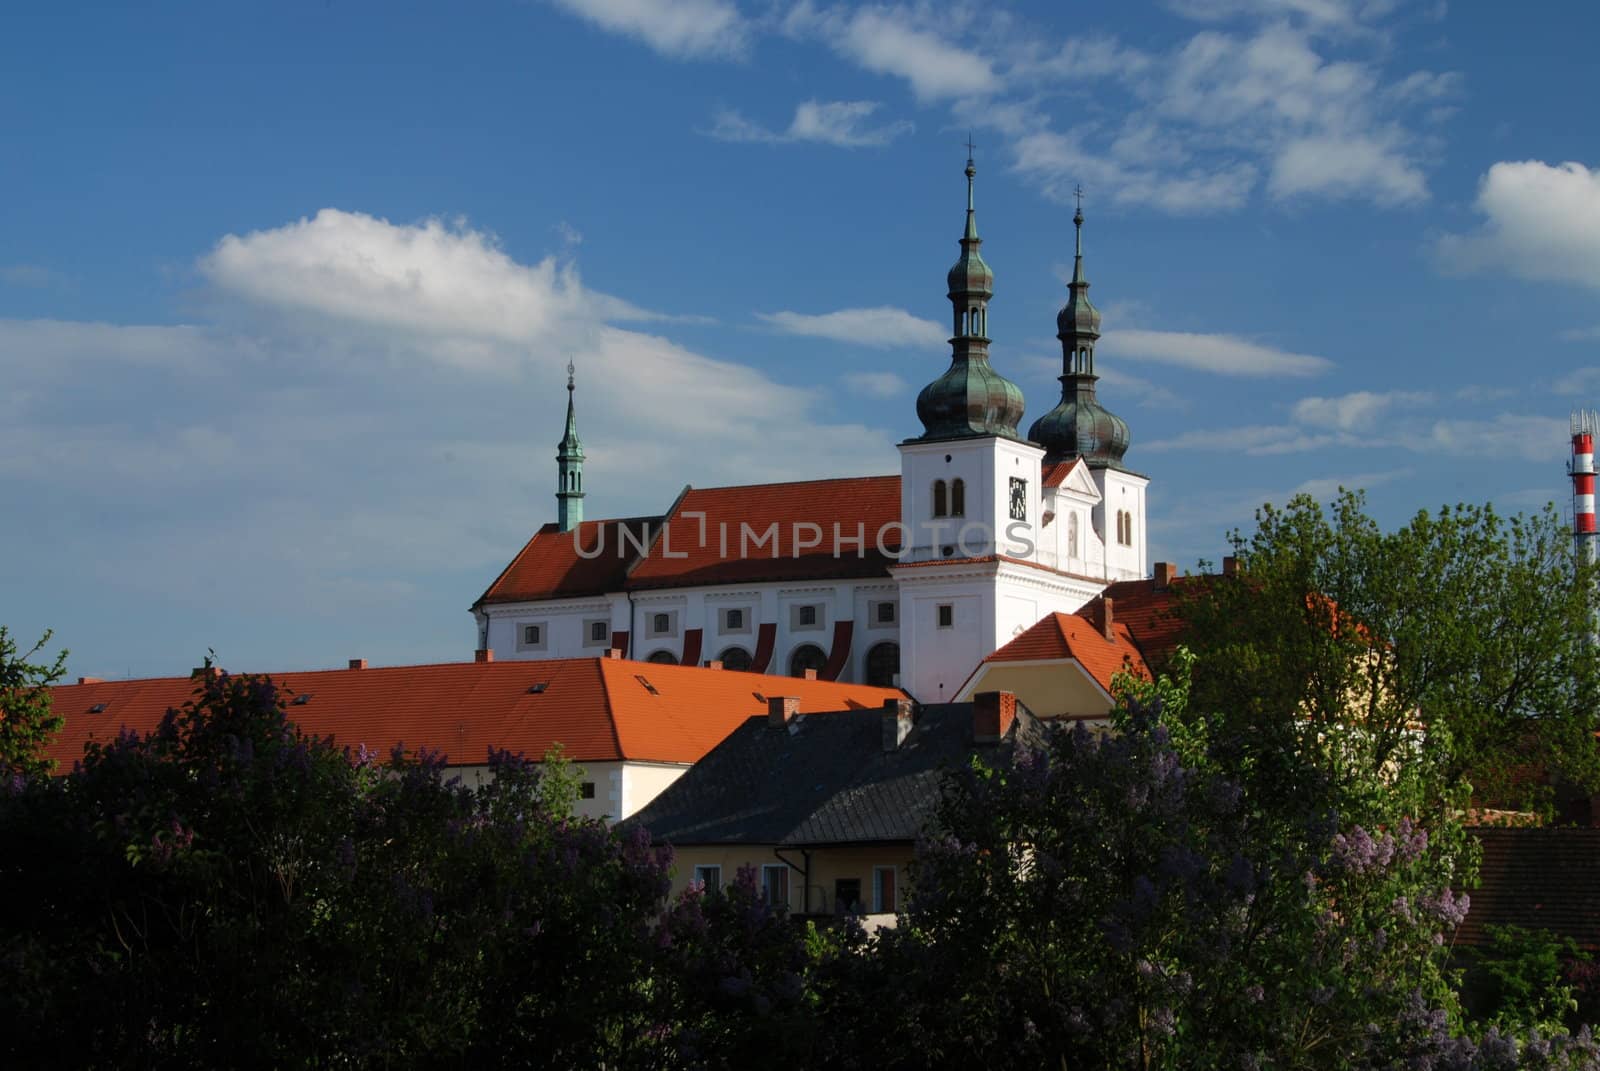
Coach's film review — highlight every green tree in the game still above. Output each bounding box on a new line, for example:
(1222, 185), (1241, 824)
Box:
(0, 626), (67, 780)
(1176, 490), (1600, 820)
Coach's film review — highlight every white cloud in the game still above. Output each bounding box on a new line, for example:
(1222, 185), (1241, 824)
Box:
(544, 0), (749, 59)
(1144, 410), (1565, 464)
(843, 371), (909, 398)
(757, 306), (948, 349)
(1291, 389), (1431, 431)
(708, 99), (913, 147)
(1292, 468), (1412, 500)
(1094, 365), (1191, 409)
(785, 3), (998, 101)
(1269, 132), (1425, 205)
(1436, 161), (1600, 291)
(1101, 328), (1333, 376)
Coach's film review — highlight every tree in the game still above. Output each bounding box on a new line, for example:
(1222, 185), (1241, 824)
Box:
(1175, 490), (1600, 820)
(0, 626), (67, 780)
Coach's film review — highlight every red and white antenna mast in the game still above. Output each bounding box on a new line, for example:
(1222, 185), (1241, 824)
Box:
(1572, 410), (1597, 565)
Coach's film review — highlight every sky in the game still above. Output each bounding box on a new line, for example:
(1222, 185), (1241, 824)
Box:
(6, 0), (1600, 680)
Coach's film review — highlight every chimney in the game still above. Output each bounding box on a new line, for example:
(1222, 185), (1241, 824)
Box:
(77, 676), (105, 685)
(802, 669), (818, 681)
(348, 658), (367, 670)
(704, 660), (723, 670)
(1100, 597), (1116, 642)
(768, 695), (800, 729)
(189, 666), (222, 680)
(1154, 561), (1177, 589)
(605, 648), (623, 660)
(973, 691), (1017, 743)
(474, 648), (494, 663)
(1222, 556), (1238, 578)
(882, 697), (914, 751)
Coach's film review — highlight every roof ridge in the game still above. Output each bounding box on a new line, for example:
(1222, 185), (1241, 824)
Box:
(681, 473), (899, 494)
(595, 657), (626, 760)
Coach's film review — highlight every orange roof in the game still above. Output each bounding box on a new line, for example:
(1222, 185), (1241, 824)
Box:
(982, 612), (1148, 693)
(1043, 458), (1081, 488)
(478, 516), (659, 605)
(46, 658), (907, 770)
(1078, 577), (1196, 663)
(626, 475), (902, 590)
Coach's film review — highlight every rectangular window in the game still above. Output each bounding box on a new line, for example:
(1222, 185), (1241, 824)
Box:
(834, 878), (862, 914)
(580, 781), (596, 800)
(875, 601), (896, 625)
(517, 622), (548, 650)
(726, 608), (743, 630)
(524, 624), (540, 645)
(937, 604), (954, 628)
(694, 865), (722, 890)
(762, 864), (789, 907)
(873, 867), (897, 913)
(589, 620), (609, 643)
(799, 605), (817, 626)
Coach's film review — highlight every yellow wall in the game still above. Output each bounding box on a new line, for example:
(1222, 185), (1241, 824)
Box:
(667, 843), (916, 915)
(956, 660), (1114, 720)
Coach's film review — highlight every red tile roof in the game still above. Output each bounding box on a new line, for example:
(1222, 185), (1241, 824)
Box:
(1458, 827), (1600, 951)
(1043, 458), (1081, 489)
(626, 475), (902, 590)
(982, 612), (1148, 693)
(1078, 577), (1197, 664)
(46, 659), (908, 770)
(478, 517), (659, 605)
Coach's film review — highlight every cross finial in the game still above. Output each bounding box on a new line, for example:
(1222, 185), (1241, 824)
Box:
(1075, 184), (1084, 212)
(965, 134), (977, 161)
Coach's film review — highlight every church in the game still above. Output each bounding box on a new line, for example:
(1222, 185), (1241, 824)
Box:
(472, 156), (1149, 704)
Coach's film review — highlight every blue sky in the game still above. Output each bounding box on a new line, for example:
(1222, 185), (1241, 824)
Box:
(6, 0), (1600, 679)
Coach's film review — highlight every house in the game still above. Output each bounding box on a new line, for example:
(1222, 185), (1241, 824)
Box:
(630, 690), (1039, 920)
(47, 654), (907, 821)
(472, 156), (1152, 703)
(1457, 826), (1600, 952)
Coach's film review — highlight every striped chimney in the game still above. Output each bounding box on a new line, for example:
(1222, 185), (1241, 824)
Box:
(1572, 410), (1597, 553)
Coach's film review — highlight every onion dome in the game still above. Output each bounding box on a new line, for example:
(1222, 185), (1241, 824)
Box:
(912, 153), (1026, 442)
(1028, 199), (1131, 467)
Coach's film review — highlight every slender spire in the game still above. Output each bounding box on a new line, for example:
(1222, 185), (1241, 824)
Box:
(556, 359), (585, 532)
(963, 136), (979, 241)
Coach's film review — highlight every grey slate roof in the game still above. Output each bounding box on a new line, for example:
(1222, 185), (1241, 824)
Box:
(632, 701), (1040, 848)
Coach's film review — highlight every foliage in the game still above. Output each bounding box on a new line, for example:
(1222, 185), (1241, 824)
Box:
(1175, 490), (1600, 820)
(0, 626), (67, 780)
(1473, 924), (1589, 1036)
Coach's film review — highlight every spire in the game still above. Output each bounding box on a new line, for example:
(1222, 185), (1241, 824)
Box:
(1027, 194), (1131, 466)
(911, 150), (1025, 442)
(556, 359), (585, 532)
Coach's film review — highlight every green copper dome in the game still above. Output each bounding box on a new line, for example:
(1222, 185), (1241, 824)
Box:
(1029, 201), (1131, 466)
(912, 154), (1026, 442)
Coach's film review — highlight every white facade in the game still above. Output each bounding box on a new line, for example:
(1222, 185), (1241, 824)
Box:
(452, 758), (689, 822)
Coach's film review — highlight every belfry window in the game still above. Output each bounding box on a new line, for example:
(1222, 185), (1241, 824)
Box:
(933, 480), (948, 518)
(950, 478), (966, 517)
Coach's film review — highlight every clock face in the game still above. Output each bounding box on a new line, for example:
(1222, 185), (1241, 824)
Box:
(1009, 477), (1027, 521)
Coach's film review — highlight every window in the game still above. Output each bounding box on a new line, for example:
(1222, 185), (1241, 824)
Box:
(720, 606), (752, 634)
(524, 624), (540, 645)
(1114, 509), (1134, 547)
(866, 642), (900, 688)
(834, 878), (862, 914)
(645, 650), (677, 665)
(789, 643), (827, 678)
(517, 622), (547, 650)
(694, 865), (722, 890)
(874, 600), (896, 625)
(937, 604), (954, 628)
(950, 478), (965, 517)
(873, 867), (897, 913)
(932, 479), (948, 518)
(762, 864), (789, 907)
(652, 612), (670, 634)
(791, 603), (823, 631)
(1068, 511), (1079, 559)
(1009, 476), (1027, 521)
(580, 781), (596, 800)
(1124, 511), (1135, 547)
(725, 607), (743, 630)
(798, 605), (817, 626)
(717, 646), (752, 672)
(587, 620), (610, 645)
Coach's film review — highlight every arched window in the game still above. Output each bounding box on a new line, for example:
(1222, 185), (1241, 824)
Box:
(1068, 511), (1079, 559)
(950, 478), (965, 517)
(866, 642), (900, 687)
(788, 644), (827, 678)
(932, 480), (948, 518)
(646, 650), (677, 665)
(1124, 512), (1134, 548)
(718, 646), (752, 672)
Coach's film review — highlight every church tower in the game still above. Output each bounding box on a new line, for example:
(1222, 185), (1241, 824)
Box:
(894, 152), (1048, 702)
(556, 360), (584, 533)
(1028, 199), (1147, 580)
